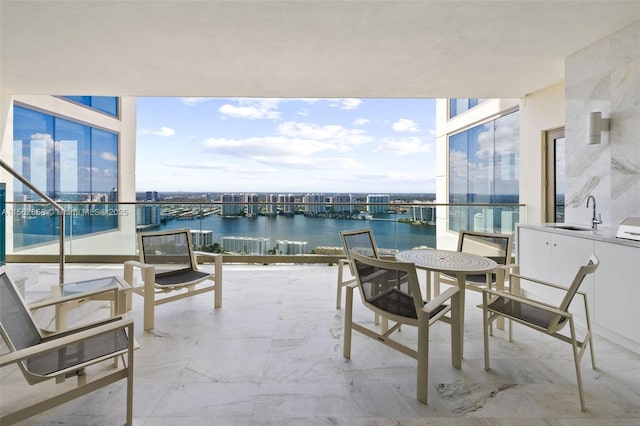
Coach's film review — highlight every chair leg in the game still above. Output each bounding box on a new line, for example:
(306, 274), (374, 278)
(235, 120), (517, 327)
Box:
(417, 312), (430, 404)
(482, 292), (491, 371)
(569, 318), (587, 412)
(214, 256), (223, 308)
(142, 267), (156, 331)
(336, 264), (345, 309)
(126, 322), (134, 426)
(343, 286), (354, 359)
(433, 272), (441, 297)
(450, 292), (462, 369)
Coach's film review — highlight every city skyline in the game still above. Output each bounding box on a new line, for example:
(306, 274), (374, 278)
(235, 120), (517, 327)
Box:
(136, 98), (436, 194)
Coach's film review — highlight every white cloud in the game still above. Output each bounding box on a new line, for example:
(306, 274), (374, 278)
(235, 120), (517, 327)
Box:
(354, 118), (370, 126)
(180, 97), (212, 106)
(219, 98), (281, 120)
(277, 121), (372, 145)
(100, 152), (117, 162)
(328, 98), (362, 110)
(392, 119), (419, 132)
(151, 127), (176, 137)
(374, 137), (432, 156)
(201, 136), (347, 158)
(253, 155), (363, 170)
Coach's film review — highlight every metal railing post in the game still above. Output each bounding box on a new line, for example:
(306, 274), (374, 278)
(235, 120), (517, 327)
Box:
(0, 159), (65, 283)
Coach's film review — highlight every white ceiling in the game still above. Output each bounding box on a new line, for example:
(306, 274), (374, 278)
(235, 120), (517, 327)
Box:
(1, 1), (638, 98)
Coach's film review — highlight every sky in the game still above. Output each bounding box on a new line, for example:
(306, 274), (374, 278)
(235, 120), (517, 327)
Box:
(136, 97), (436, 194)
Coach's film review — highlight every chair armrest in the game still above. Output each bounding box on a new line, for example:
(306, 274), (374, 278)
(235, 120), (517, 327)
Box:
(0, 316), (133, 368)
(28, 286), (119, 311)
(423, 286), (458, 315)
(508, 273), (569, 292)
(193, 251), (222, 259)
(483, 287), (569, 318)
(124, 260), (155, 289)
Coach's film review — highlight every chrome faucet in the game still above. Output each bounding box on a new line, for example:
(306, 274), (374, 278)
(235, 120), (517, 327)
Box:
(586, 195), (602, 229)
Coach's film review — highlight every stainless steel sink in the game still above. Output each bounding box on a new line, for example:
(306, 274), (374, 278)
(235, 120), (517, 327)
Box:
(549, 225), (592, 231)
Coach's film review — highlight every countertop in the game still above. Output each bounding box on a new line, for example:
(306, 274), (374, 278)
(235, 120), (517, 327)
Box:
(517, 223), (640, 249)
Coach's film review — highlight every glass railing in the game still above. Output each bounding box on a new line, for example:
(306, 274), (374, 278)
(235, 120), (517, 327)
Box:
(3, 200), (525, 261)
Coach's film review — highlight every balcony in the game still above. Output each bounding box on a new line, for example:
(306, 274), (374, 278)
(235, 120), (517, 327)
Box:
(2, 261), (639, 423)
(3, 200), (525, 266)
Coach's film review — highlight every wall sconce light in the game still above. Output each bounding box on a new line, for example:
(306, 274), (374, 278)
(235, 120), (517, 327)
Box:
(588, 111), (610, 145)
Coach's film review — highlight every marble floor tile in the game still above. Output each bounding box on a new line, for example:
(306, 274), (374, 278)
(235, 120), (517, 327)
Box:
(1, 263), (639, 425)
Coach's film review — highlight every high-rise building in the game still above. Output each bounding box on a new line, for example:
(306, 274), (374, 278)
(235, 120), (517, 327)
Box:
(276, 240), (308, 255)
(222, 236), (270, 255)
(278, 194), (296, 215)
(245, 193), (259, 216)
(366, 194), (390, 215)
(221, 193), (243, 216)
(330, 194), (354, 213)
(303, 193), (326, 213)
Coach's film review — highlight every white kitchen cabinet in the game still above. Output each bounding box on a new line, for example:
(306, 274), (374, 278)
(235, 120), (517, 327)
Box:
(517, 224), (640, 354)
(593, 241), (640, 348)
(517, 227), (595, 322)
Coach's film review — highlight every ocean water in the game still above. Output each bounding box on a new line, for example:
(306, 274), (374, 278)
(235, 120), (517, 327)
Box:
(158, 213), (436, 252)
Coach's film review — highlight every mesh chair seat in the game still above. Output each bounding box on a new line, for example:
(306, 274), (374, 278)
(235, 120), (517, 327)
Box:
(29, 321), (129, 376)
(155, 269), (210, 286)
(368, 288), (447, 320)
(486, 296), (564, 330)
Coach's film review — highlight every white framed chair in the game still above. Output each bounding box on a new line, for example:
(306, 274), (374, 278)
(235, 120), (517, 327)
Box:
(344, 251), (461, 404)
(433, 230), (514, 296)
(124, 228), (223, 330)
(336, 228), (380, 309)
(0, 269), (134, 425)
(482, 255), (599, 411)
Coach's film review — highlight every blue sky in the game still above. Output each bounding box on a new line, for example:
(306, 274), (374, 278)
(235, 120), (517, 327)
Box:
(136, 98), (436, 194)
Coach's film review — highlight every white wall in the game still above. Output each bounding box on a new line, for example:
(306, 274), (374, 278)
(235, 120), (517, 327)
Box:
(0, 95), (138, 256)
(518, 82), (565, 224)
(564, 21), (640, 228)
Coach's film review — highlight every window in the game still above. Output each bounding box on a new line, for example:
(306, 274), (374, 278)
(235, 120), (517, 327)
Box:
(61, 96), (119, 117)
(448, 109), (519, 233)
(13, 106), (118, 247)
(545, 128), (565, 223)
(449, 98), (487, 118)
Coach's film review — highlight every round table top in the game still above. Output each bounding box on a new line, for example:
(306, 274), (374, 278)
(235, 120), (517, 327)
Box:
(396, 249), (497, 274)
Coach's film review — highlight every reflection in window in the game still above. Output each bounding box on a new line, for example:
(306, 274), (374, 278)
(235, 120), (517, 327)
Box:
(61, 96), (119, 117)
(12, 106), (119, 247)
(448, 110), (519, 233)
(449, 98), (487, 118)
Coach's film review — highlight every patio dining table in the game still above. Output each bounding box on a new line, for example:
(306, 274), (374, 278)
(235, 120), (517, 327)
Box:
(396, 249), (497, 357)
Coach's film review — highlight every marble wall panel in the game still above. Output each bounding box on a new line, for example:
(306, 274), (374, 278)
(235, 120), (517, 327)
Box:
(564, 21), (640, 228)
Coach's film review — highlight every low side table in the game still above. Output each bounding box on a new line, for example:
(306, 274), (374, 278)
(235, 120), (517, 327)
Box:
(50, 276), (131, 331)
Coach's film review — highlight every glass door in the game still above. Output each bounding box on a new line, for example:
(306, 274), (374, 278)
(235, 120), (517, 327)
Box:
(545, 128), (565, 223)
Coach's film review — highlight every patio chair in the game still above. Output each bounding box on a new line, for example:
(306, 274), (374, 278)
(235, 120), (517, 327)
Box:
(482, 255), (599, 411)
(433, 230), (514, 296)
(343, 251), (461, 404)
(124, 228), (223, 331)
(0, 269), (134, 425)
(336, 228), (380, 310)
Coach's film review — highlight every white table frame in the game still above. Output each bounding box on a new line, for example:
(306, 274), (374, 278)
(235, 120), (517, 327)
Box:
(396, 249), (497, 357)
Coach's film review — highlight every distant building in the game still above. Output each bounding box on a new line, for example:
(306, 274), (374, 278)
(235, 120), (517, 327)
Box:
(145, 191), (160, 201)
(264, 194), (278, 215)
(245, 193), (259, 216)
(221, 193), (243, 216)
(330, 194), (354, 213)
(137, 205), (162, 229)
(366, 194), (390, 215)
(190, 229), (213, 249)
(276, 240), (307, 255)
(303, 193), (326, 213)
(278, 194), (296, 215)
(222, 236), (270, 255)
